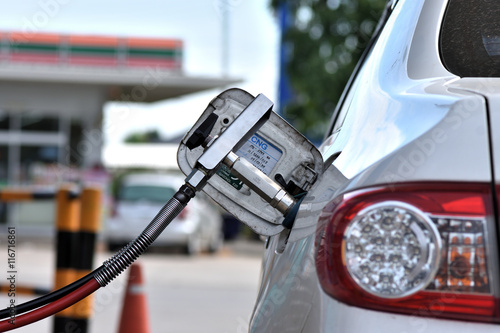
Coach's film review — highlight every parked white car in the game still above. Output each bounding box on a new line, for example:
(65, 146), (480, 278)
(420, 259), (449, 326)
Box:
(104, 173), (223, 255)
(248, 0), (500, 331)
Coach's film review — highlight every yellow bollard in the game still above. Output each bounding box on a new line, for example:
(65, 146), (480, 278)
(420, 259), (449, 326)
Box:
(69, 187), (102, 329)
(53, 186), (80, 333)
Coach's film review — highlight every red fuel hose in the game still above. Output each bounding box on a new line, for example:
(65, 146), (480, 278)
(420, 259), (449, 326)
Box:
(0, 279), (100, 332)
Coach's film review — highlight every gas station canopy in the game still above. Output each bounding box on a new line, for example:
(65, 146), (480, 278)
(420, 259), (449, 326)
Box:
(0, 31), (238, 103)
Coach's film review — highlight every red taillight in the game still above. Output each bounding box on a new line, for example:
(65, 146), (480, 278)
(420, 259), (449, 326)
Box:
(315, 182), (499, 322)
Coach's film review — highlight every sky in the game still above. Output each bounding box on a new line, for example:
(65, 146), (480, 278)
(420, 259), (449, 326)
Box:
(0, 0), (280, 146)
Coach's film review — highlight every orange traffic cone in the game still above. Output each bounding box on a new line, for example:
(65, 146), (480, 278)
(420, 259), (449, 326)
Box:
(117, 262), (151, 333)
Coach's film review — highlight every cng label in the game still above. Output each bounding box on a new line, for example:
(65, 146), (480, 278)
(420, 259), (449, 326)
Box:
(236, 134), (282, 175)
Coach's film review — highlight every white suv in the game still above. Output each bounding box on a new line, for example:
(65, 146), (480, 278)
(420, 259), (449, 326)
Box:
(249, 0), (500, 331)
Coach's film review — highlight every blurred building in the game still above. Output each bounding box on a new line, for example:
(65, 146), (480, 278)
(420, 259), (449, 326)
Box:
(0, 31), (236, 186)
(0, 31), (237, 232)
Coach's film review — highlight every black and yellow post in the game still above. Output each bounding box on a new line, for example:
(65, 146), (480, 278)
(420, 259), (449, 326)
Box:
(67, 187), (102, 332)
(0, 186), (101, 332)
(0, 187), (101, 332)
(0, 189), (53, 298)
(53, 187), (81, 333)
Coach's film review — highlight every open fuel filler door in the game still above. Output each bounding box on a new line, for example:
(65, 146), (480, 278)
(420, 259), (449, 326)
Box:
(177, 88), (323, 236)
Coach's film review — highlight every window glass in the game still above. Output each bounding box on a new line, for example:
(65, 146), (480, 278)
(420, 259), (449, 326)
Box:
(21, 146), (58, 163)
(440, 0), (500, 77)
(0, 113), (9, 130)
(21, 115), (59, 132)
(0, 145), (7, 185)
(18, 145), (59, 183)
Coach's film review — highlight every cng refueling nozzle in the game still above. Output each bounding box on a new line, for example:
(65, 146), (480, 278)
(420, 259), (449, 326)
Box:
(223, 152), (295, 215)
(184, 93), (297, 216)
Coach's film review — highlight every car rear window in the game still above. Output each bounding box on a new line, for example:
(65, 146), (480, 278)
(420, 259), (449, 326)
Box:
(120, 185), (176, 202)
(440, 0), (500, 77)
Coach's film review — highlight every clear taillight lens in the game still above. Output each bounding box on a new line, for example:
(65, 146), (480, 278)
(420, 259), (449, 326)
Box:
(344, 201), (442, 298)
(316, 183), (497, 322)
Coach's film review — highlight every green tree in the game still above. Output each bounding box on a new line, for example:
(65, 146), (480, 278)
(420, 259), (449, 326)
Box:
(272, 0), (386, 140)
(124, 129), (162, 143)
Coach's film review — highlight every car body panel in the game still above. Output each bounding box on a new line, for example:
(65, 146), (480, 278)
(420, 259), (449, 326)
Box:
(251, 234), (317, 332)
(249, 0), (499, 331)
(443, 78), (500, 183)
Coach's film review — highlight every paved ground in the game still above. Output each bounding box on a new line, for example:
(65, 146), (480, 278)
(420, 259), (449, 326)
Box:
(0, 239), (264, 333)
